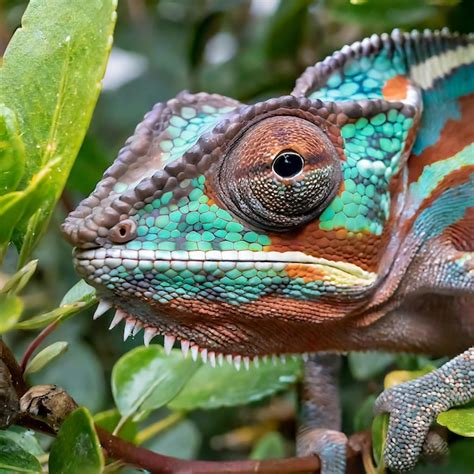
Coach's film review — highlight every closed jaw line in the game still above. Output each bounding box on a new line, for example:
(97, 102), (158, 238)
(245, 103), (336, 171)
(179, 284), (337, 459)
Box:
(75, 248), (376, 283)
(92, 300), (309, 370)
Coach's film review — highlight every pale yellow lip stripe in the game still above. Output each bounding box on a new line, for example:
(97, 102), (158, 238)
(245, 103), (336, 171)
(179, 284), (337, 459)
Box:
(75, 248), (377, 285)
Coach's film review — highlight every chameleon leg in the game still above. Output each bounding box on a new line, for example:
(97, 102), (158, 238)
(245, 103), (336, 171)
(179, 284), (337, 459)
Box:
(375, 347), (474, 472)
(297, 353), (347, 474)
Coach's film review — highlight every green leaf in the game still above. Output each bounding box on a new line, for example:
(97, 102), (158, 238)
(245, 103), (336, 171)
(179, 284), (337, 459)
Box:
(0, 192), (26, 261)
(0, 104), (25, 195)
(60, 280), (97, 306)
(372, 413), (389, 471)
(49, 407), (103, 474)
(112, 346), (199, 419)
(1, 260), (37, 295)
(15, 302), (85, 330)
(437, 404), (474, 437)
(169, 357), (302, 410)
(0, 437), (41, 473)
(0, 293), (23, 333)
(250, 431), (287, 460)
(348, 352), (395, 381)
(383, 366), (435, 389)
(94, 409), (137, 442)
(0, 0), (118, 263)
(24, 341), (68, 375)
(0, 428), (44, 458)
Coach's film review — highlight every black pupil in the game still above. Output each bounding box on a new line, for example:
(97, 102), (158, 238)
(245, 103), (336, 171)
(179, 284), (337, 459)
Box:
(272, 152), (304, 178)
(119, 226), (127, 236)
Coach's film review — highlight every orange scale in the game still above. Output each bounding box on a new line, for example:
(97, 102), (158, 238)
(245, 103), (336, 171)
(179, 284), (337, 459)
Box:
(286, 263), (327, 283)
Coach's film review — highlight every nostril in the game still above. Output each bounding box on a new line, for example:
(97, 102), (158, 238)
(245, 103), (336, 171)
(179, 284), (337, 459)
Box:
(109, 219), (137, 244)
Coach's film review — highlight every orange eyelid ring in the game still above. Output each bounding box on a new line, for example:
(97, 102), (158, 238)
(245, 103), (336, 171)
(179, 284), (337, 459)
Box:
(109, 219), (137, 244)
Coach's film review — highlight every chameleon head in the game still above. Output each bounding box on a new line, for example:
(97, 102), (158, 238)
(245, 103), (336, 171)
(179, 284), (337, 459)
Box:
(62, 92), (411, 360)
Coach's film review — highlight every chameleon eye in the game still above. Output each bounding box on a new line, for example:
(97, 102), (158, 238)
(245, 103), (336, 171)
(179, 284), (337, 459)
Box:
(109, 219), (137, 244)
(217, 116), (342, 232)
(272, 151), (304, 179)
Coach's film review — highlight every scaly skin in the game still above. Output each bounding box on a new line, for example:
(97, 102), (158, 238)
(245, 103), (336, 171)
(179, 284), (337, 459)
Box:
(62, 30), (474, 472)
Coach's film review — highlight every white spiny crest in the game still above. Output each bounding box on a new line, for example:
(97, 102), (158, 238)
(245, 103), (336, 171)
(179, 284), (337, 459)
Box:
(106, 313), (305, 370)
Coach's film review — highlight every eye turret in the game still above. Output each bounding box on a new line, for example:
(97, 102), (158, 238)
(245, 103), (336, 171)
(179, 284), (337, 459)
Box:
(217, 116), (342, 232)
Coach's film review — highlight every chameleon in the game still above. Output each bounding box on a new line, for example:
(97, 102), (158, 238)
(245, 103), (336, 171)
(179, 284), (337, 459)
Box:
(62, 29), (474, 472)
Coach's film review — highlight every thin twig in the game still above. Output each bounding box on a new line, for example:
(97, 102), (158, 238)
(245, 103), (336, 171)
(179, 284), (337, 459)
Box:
(19, 320), (59, 373)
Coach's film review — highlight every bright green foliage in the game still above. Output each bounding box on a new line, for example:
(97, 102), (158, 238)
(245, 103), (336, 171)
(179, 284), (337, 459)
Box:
(112, 346), (199, 419)
(437, 403), (474, 437)
(169, 357), (302, 410)
(1, 260), (38, 295)
(372, 413), (389, 472)
(0, 0), (117, 265)
(0, 437), (41, 473)
(24, 341), (69, 375)
(0, 105), (24, 195)
(0, 293), (23, 333)
(94, 409), (138, 442)
(49, 407), (103, 474)
(16, 279), (96, 330)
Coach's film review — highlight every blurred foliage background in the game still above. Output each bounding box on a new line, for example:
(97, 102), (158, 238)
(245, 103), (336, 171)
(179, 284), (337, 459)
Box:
(1, 0), (473, 470)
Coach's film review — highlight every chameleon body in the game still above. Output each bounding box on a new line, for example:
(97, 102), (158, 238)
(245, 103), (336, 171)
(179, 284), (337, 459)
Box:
(63, 30), (474, 472)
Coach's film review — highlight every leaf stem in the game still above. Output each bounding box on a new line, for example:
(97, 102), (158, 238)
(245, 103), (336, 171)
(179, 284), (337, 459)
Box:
(112, 414), (131, 437)
(19, 320), (59, 373)
(135, 411), (184, 445)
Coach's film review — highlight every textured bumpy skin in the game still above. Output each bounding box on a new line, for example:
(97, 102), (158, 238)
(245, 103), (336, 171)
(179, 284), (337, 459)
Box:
(63, 30), (474, 471)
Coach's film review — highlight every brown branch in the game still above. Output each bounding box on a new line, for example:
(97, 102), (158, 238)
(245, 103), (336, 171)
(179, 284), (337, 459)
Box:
(97, 426), (369, 473)
(19, 320), (59, 373)
(0, 340), (28, 397)
(2, 339), (369, 473)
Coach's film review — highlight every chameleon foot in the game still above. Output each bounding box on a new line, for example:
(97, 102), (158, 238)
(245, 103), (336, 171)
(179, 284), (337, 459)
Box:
(375, 348), (474, 472)
(297, 428), (347, 474)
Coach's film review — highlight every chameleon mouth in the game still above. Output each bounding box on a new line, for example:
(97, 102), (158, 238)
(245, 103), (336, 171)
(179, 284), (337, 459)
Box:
(92, 300), (307, 370)
(75, 248), (376, 369)
(74, 248), (376, 282)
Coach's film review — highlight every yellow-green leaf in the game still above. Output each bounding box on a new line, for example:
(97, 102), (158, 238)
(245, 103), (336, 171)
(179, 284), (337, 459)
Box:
(372, 413), (389, 472)
(0, 104), (25, 195)
(383, 366), (435, 389)
(437, 404), (474, 437)
(15, 302), (85, 330)
(0, 293), (23, 334)
(0, 0), (118, 263)
(1, 260), (37, 295)
(24, 341), (69, 375)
